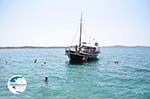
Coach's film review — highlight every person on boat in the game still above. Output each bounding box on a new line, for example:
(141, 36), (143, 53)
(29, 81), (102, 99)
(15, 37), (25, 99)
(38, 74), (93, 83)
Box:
(93, 48), (96, 53)
(75, 45), (78, 51)
(83, 47), (87, 52)
(95, 42), (98, 46)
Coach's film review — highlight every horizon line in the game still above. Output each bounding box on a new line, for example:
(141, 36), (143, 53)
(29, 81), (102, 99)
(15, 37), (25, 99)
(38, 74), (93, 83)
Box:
(0, 45), (150, 48)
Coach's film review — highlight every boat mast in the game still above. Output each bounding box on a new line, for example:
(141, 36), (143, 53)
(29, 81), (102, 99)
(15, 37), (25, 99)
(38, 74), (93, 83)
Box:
(79, 13), (82, 48)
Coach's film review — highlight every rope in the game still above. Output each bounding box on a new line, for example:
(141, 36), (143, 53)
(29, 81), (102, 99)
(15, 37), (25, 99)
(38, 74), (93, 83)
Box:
(70, 24), (79, 46)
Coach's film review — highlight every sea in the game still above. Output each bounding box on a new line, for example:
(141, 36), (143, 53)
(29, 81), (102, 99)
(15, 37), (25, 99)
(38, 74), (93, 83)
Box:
(0, 47), (150, 99)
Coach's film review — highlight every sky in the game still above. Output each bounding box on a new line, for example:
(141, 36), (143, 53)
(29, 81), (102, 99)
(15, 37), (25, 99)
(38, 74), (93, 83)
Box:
(0, 0), (149, 47)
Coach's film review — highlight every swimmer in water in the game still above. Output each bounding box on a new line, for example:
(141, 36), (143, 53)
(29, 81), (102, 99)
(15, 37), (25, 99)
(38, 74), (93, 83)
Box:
(114, 61), (119, 64)
(44, 76), (48, 84)
(34, 59), (37, 63)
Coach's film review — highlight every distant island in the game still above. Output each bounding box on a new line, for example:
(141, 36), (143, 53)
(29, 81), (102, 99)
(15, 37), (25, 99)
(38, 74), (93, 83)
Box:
(101, 45), (150, 48)
(0, 45), (150, 49)
(0, 46), (66, 49)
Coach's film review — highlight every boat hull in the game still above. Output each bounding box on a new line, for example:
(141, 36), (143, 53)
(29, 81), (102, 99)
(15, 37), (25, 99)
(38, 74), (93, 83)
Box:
(65, 50), (99, 63)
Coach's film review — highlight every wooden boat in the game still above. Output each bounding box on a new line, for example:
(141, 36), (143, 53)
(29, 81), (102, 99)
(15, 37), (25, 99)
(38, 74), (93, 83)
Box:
(65, 13), (100, 63)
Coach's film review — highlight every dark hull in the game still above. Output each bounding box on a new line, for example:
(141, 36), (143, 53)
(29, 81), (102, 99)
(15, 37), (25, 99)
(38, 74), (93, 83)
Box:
(65, 50), (99, 63)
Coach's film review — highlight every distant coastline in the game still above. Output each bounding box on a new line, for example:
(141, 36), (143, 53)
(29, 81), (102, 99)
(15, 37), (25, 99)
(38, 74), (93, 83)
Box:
(101, 45), (150, 48)
(0, 45), (150, 49)
(0, 46), (66, 49)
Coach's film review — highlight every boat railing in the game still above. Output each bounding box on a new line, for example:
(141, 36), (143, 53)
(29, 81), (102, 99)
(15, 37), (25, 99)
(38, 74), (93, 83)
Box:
(65, 47), (69, 50)
(65, 46), (77, 51)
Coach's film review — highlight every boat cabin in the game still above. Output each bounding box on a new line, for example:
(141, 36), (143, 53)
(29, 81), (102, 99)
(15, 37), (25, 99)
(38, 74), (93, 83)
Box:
(81, 43), (99, 53)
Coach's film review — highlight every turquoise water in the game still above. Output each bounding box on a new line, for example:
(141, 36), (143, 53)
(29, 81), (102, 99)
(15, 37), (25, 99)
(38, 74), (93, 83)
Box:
(0, 47), (150, 99)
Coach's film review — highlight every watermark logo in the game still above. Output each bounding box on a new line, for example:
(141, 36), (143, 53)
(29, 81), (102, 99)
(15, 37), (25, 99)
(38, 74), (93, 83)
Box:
(7, 75), (27, 94)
